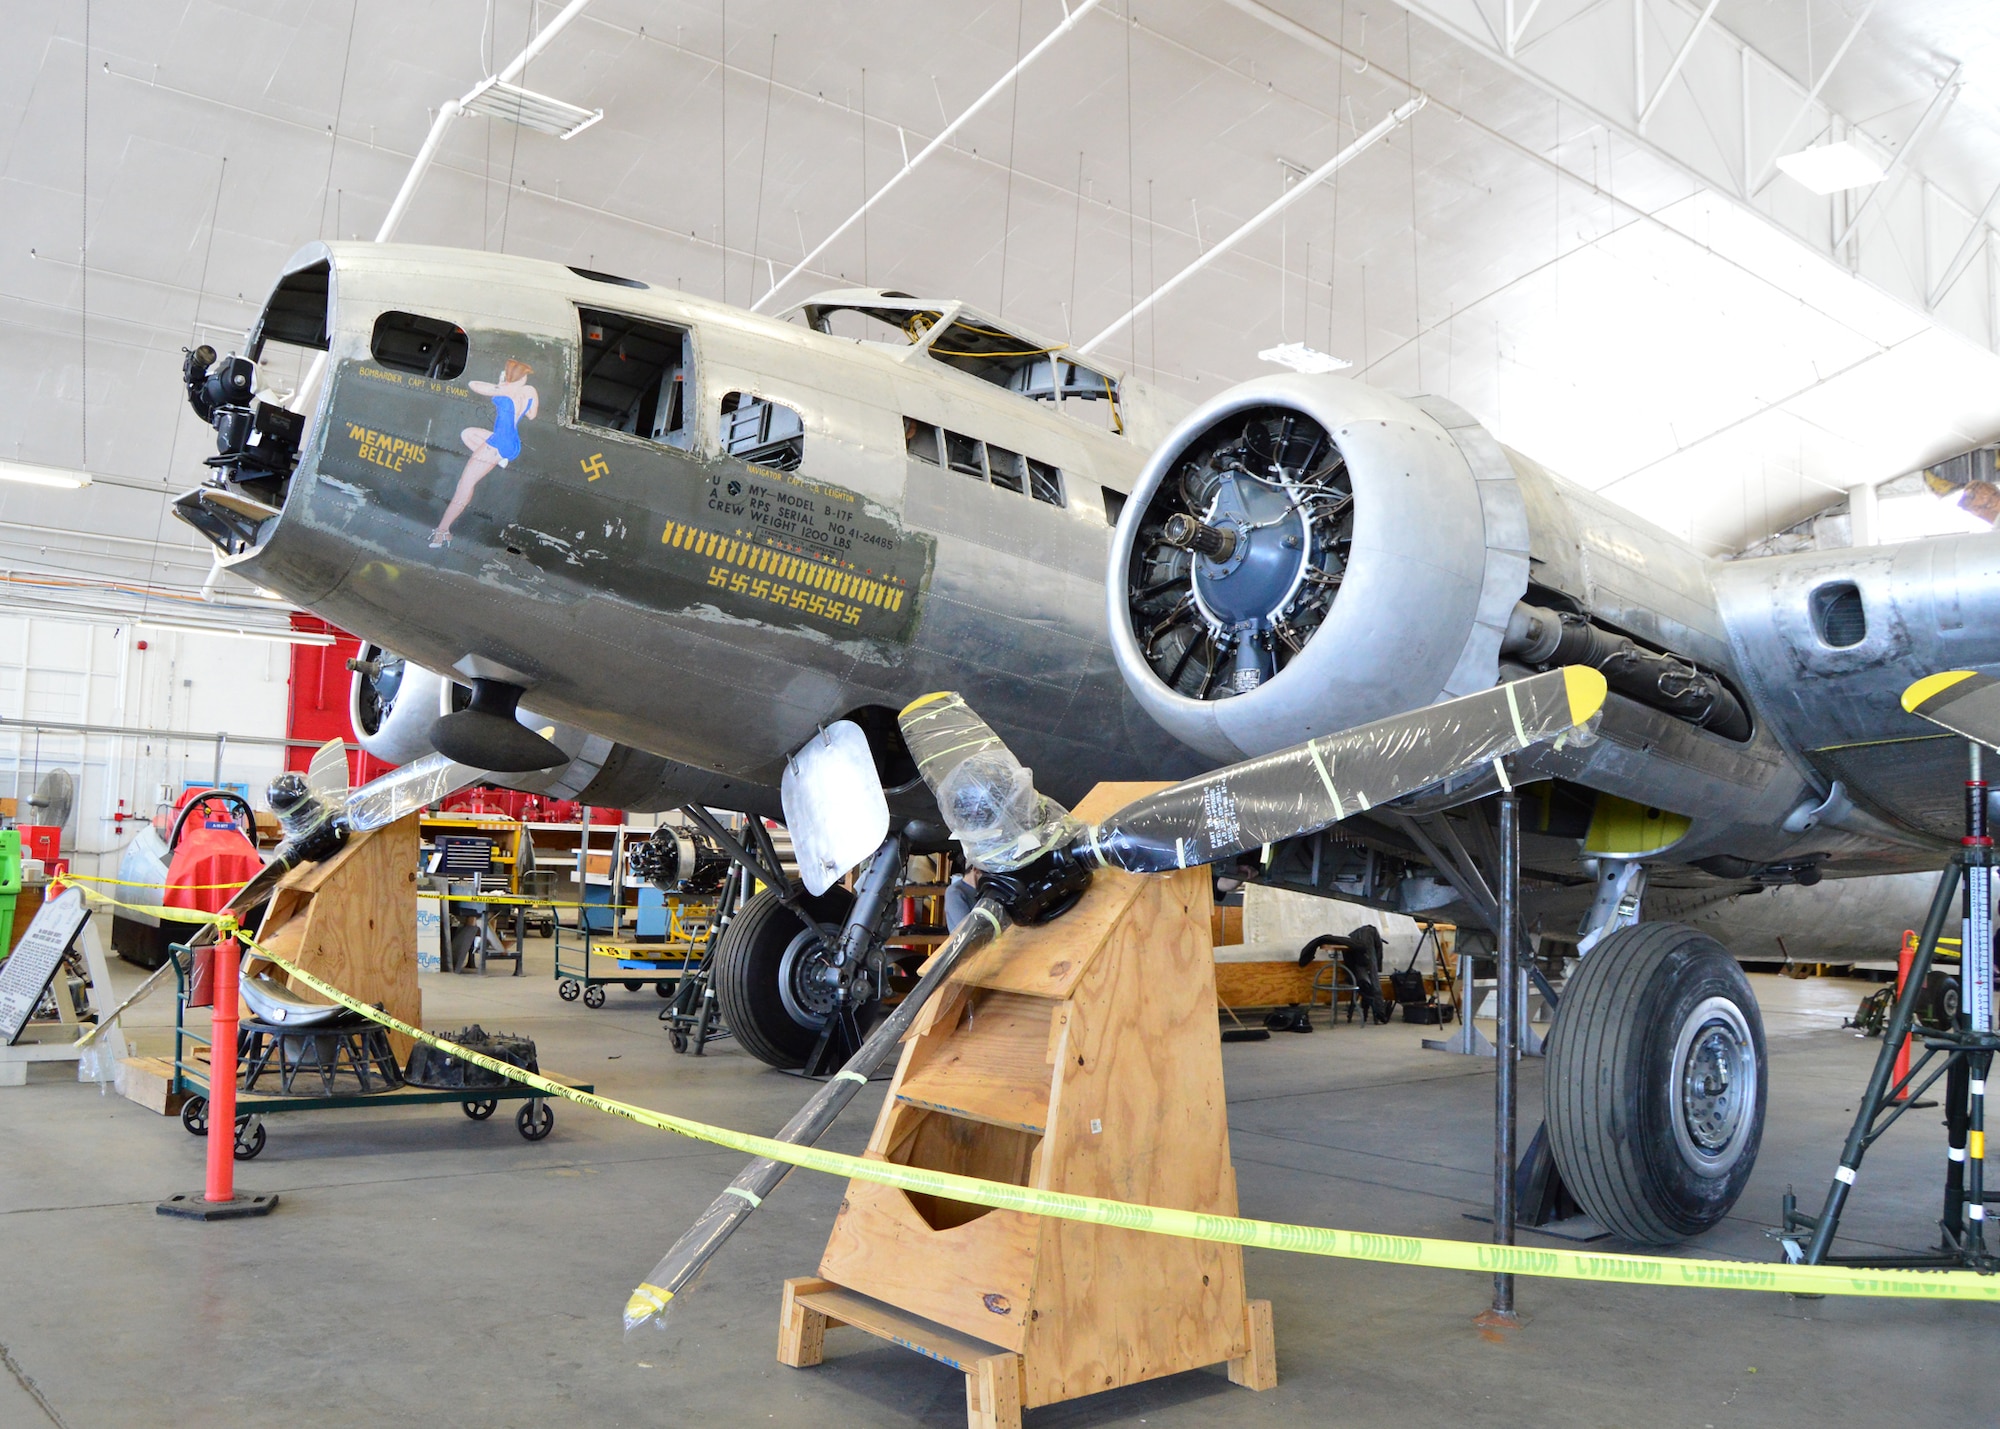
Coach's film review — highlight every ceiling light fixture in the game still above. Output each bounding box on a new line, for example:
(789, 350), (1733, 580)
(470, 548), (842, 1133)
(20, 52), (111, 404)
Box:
(1775, 140), (1885, 196)
(461, 77), (602, 139)
(0, 461), (92, 490)
(1257, 343), (1352, 375)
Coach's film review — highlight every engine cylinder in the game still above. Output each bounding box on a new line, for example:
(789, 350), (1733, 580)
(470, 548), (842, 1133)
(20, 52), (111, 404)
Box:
(1108, 375), (1525, 762)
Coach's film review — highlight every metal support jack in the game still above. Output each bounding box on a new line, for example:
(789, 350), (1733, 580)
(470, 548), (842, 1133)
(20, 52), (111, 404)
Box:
(1474, 792), (1525, 1328)
(1402, 808), (1553, 1058)
(661, 863), (746, 1056)
(1777, 739), (1997, 1271)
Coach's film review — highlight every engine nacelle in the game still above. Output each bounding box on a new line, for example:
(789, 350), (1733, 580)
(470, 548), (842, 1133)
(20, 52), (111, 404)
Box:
(1109, 375), (1527, 762)
(347, 647), (747, 814)
(349, 644), (449, 766)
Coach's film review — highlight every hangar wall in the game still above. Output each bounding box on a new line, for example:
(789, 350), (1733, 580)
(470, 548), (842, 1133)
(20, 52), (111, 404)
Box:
(0, 614), (290, 876)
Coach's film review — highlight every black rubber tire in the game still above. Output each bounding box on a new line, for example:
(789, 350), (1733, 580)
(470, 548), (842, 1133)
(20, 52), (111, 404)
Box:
(1545, 922), (1767, 1245)
(582, 984), (606, 1009)
(656, 983), (674, 998)
(517, 1100), (554, 1141)
(462, 1099), (498, 1121)
(712, 885), (854, 1070)
(558, 978), (580, 1001)
(233, 1116), (265, 1161)
(624, 980), (643, 992)
(181, 1096), (209, 1136)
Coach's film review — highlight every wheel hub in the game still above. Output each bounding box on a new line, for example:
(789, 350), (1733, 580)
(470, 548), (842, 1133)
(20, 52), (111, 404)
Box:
(1671, 996), (1756, 1171)
(777, 926), (839, 1027)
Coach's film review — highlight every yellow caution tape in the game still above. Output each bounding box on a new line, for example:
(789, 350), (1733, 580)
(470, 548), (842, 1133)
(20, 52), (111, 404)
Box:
(64, 873), (255, 893)
(206, 917), (2000, 1303)
(50, 877), (1997, 1303)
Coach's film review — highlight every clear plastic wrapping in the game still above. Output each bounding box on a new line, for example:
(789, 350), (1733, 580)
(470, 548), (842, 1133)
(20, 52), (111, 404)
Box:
(344, 752), (484, 832)
(899, 694), (1080, 871)
(1088, 667), (1605, 873)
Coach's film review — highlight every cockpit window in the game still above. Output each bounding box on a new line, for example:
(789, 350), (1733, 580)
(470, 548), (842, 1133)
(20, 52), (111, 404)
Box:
(576, 308), (691, 448)
(721, 392), (805, 471)
(926, 319), (1123, 433)
(370, 311), (468, 381)
(812, 306), (942, 345)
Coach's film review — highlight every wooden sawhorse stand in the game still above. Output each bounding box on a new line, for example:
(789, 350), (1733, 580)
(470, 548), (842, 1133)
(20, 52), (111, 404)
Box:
(777, 783), (1275, 1427)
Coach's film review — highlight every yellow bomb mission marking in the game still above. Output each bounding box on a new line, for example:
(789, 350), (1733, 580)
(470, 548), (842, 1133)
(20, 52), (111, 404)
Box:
(661, 519), (906, 613)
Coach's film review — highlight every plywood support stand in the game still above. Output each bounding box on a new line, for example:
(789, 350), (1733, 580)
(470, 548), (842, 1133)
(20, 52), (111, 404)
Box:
(247, 817), (421, 1061)
(779, 784), (1275, 1425)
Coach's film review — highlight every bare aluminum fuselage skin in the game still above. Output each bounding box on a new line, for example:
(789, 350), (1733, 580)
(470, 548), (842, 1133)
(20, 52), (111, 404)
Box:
(211, 243), (2000, 923)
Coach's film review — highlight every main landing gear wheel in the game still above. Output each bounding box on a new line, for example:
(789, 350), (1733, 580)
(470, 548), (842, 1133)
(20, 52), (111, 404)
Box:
(712, 885), (856, 1071)
(1545, 922), (1767, 1245)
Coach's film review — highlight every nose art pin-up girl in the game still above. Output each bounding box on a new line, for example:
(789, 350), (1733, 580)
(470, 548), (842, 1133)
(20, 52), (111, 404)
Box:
(430, 359), (539, 548)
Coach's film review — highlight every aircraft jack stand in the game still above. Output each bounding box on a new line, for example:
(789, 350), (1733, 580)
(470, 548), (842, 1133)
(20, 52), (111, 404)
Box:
(1778, 742), (2000, 1272)
(776, 783), (1275, 1427)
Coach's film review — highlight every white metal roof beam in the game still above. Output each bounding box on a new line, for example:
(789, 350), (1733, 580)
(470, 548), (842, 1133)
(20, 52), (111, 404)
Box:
(1358, 0), (1997, 355)
(1636, 0), (1720, 134)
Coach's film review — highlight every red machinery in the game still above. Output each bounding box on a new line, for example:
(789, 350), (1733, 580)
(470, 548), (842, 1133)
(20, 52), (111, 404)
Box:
(163, 789), (264, 1007)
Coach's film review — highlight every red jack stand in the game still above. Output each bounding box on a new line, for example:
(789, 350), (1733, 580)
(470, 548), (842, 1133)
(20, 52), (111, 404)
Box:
(159, 935), (278, 1222)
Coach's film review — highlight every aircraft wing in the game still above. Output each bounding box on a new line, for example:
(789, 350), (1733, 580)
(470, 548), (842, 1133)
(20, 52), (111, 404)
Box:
(1903, 671), (2000, 752)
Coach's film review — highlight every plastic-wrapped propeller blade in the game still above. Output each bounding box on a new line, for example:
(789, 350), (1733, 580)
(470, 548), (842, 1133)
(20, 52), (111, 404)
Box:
(1082, 666), (1608, 874)
(1903, 671), (2000, 751)
(898, 691), (1080, 871)
(343, 751), (485, 833)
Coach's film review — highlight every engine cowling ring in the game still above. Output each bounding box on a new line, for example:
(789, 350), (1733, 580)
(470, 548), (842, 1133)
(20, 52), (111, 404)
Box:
(1107, 375), (1524, 762)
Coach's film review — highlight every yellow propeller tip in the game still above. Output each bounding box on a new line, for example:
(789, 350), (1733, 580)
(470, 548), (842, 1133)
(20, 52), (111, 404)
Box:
(623, 1286), (672, 1323)
(1561, 665), (1609, 725)
(900, 691), (955, 717)
(1902, 670), (1977, 714)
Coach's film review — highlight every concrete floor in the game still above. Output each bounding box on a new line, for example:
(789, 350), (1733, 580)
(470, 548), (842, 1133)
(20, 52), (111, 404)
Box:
(1, 938), (1992, 1428)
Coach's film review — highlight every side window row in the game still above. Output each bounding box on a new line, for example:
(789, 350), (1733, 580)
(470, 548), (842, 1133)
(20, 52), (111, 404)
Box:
(904, 418), (1064, 507)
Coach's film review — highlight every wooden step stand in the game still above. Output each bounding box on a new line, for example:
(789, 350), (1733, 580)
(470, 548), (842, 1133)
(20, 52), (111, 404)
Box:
(243, 815), (422, 1063)
(778, 782), (1276, 1429)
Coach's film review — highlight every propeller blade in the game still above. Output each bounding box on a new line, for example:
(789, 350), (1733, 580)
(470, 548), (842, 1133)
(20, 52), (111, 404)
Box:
(898, 691), (1081, 871)
(304, 737), (350, 797)
(342, 751), (485, 833)
(1081, 666), (1608, 874)
(624, 895), (1010, 1332)
(1903, 671), (2000, 751)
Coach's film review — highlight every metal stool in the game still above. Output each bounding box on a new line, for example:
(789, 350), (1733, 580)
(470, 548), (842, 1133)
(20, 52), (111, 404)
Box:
(239, 1015), (405, 1096)
(1310, 960), (1362, 1023)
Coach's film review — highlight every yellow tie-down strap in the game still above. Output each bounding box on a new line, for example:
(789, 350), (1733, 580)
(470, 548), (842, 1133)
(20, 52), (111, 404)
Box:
(65, 863), (1991, 1305)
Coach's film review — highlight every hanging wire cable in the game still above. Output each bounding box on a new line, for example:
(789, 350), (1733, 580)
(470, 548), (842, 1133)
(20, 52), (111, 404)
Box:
(747, 33), (777, 303)
(319, 1), (360, 240)
(998, 0), (1026, 316)
(1124, 3), (1137, 371)
(80, 0), (90, 475)
(859, 67), (868, 285)
(498, 2), (532, 251)
(1407, 19), (1420, 388)
(1067, 151), (1084, 342)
